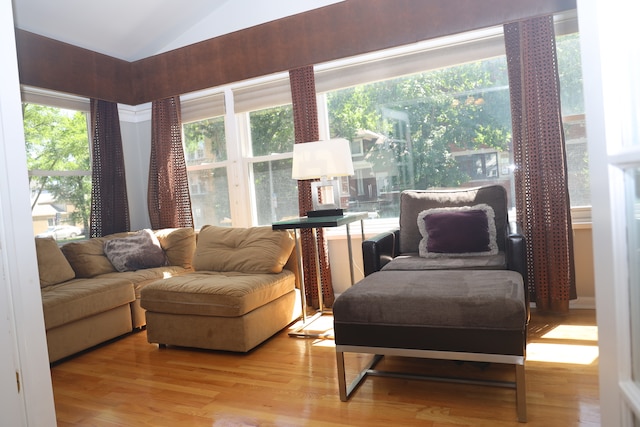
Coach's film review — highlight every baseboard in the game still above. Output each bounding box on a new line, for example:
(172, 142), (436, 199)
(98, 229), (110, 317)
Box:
(569, 297), (596, 310)
(529, 297), (596, 311)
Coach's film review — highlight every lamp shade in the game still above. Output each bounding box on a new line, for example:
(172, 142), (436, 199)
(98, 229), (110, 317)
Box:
(291, 138), (354, 180)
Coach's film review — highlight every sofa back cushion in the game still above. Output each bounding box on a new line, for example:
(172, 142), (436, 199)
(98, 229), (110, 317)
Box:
(193, 225), (295, 274)
(154, 227), (196, 269)
(399, 185), (508, 255)
(61, 235), (123, 278)
(35, 237), (76, 287)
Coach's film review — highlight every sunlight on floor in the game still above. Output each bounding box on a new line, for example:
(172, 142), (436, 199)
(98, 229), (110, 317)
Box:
(527, 324), (599, 364)
(294, 318), (600, 364)
(526, 343), (599, 364)
(541, 325), (598, 341)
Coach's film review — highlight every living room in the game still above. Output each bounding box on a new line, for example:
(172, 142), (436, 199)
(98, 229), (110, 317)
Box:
(1, 0), (637, 425)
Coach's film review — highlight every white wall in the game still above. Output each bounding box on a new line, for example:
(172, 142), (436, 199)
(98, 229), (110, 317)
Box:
(118, 104), (152, 230)
(0, 0), (56, 424)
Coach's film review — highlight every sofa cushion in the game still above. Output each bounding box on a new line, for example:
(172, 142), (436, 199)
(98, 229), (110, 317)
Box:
(417, 204), (498, 257)
(193, 225), (295, 274)
(40, 277), (135, 330)
(399, 186), (508, 255)
(61, 233), (129, 278)
(140, 270), (296, 317)
(100, 265), (191, 297)
(382, 252), (507, 271)
(103, 229), (167, 272)
(154, 227), (196, 269)
(35, 237), (76, 287)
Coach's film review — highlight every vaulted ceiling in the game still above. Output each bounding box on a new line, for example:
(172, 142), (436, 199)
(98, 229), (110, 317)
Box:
(11, 0), (344, 61)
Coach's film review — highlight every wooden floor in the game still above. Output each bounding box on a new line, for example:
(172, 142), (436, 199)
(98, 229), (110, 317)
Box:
(50, 309), (600, 426)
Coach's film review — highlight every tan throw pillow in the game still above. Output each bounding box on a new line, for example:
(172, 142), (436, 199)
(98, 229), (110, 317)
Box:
(154, 227), (196, 269)
(193, 225), (294, 274)
(61, 237), (116, 278)
(35, 237), (76, 287)
(104, 229), (168, 272)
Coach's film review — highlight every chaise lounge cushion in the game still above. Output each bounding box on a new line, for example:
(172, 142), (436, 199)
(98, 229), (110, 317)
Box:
(334, 270), (526, 331)
(382, 252), (506, 271)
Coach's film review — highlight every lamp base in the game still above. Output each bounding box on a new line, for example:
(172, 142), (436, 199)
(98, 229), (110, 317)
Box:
(307, 208), (344, 217)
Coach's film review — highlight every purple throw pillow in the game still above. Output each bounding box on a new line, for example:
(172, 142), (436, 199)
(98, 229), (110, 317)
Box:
(417, 204), (498, 258)
(425, 209), (489, 253)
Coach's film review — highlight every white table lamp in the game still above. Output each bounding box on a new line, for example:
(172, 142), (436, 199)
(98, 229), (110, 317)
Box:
(292, 138), (354, 216)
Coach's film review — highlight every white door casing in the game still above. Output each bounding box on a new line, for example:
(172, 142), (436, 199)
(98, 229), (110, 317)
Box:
(579, 0), (640, 425)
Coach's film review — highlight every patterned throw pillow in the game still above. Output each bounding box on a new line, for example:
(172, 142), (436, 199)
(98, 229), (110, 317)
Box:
(103, 229), (168, 272)
(417, 204), (498, 258)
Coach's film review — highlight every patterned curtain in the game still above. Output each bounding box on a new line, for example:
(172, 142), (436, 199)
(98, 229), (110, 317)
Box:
(148, 96), (194, 229)
(504, 16), (576, 313)
(289, 66), (335, 309)
(89, 99), (130, 237)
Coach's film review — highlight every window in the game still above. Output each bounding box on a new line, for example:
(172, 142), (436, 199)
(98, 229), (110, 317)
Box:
(325, 56), (513, 218)
(557, 32), (589, 208)
(182, 116), (231, 228)
(23, 102), (91, 240)
(181, 14), (588, 227)
(247, 105), (298, 225)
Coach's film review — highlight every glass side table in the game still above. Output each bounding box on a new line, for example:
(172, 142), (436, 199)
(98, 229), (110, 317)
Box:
(272, 212), (367, 337)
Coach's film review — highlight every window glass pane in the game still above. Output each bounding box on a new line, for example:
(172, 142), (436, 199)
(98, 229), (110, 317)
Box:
(252, 159), (299, 225)
(23, 103), (90, 240)
(327, 57), (513, 218)
(248, 104), (297, 225)
(626, 168), (640, 387)
(249, 105), (294, 156)
(183, 116), (231, 228)
(557, 32), (590, 207)
(183, 117), (227, 162)
(188, 168), (231, 228)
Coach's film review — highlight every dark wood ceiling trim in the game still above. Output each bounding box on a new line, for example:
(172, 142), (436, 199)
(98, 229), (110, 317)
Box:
(15, 30), (132, 104)
(15, 0), (576, 106)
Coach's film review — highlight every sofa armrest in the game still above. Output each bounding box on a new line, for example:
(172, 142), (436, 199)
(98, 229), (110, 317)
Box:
(506, 221), (528, 286)
(362, 229), (399, 276)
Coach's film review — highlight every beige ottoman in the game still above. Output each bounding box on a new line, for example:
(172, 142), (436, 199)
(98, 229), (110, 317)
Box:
(140, 270), (301, 352)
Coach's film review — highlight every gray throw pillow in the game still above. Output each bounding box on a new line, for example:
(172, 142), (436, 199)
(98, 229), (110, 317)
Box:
(104, 229), (168, 272)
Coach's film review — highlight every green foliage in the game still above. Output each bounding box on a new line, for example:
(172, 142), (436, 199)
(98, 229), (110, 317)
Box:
(250, 105), (295, 156)
(183, 117), (227, 162)
(328, 57), (513, 190)
(23, 103), (91, 230)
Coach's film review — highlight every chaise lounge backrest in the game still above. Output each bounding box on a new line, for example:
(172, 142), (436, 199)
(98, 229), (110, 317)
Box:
(398, 185), (508, 255)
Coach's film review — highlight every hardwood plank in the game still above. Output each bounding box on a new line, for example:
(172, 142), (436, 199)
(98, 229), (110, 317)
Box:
(51, 309), (600, 426)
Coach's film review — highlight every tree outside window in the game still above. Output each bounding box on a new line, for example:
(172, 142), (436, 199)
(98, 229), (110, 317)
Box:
(182, 116), (231, 228)
(23, 103), (90, 239)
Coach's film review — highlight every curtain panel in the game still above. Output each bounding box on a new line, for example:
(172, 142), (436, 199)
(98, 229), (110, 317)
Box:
(89, 99), (130, 237)
(504, 16), (576, 313)
(148, 96), (194, 229)
(289, 66), (335, 309)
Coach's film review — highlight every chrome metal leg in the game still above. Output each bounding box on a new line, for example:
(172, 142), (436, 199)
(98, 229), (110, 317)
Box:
(515, 363), (527, 422)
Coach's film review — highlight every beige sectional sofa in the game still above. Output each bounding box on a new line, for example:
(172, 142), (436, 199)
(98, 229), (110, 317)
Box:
(35, 226), (300, 363)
